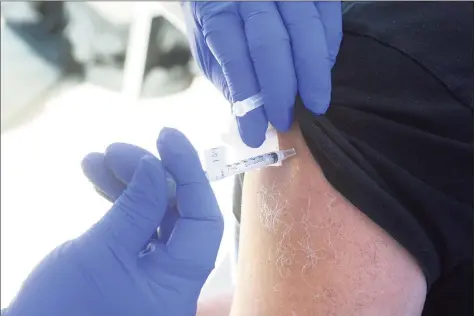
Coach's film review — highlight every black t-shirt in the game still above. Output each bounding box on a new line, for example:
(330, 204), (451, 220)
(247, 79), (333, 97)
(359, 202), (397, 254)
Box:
(233, 2), (473, 315)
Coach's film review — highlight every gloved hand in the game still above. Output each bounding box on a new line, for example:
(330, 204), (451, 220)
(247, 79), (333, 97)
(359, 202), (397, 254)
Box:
(182, 1), (342, 147)
(4, 128), (224, 316)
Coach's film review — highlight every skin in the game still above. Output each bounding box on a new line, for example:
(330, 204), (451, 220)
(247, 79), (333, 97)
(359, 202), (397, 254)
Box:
(227, 124), (427, 316)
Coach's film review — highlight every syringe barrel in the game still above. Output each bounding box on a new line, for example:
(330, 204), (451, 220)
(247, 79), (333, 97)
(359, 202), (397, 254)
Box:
(167, 149), (293, 197)
(206, 152), (279, 182)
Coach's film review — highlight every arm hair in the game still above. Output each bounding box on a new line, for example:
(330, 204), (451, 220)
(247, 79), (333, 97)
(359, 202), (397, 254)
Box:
(230, 125), (427, 316)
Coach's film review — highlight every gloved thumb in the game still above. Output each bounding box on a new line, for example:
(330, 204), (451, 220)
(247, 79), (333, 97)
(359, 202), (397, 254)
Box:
(86, 155), (169, 255)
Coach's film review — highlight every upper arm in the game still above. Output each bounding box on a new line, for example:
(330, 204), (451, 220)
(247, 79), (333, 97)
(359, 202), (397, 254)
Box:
(230, 125), (427, 316)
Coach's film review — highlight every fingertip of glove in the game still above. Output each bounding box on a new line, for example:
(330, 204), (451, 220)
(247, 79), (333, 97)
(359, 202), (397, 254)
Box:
(157, 127), (197, 158)
(267, 107), (294, 133)
(238, 121), (266, 148)
(81, 152), (126, 201)
(128, 155), (166, 196)
(237, 109), (268, 148)
(104, 142), (147, 160)
(104, 142), (126, 155)
(241, 132), (266, 148)
(137, 155), (163, 174)
(103, 143), (125, 168)
(81, 152), (104, 175)
(300, 90), (331, 116)
(158, 127), (182, 143)
(306, 102), (330, 116)
(103, 143), (153, 183)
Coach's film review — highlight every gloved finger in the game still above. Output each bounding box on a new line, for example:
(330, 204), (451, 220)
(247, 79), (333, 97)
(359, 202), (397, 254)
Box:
(157, 128), (223, 264)
(157, 128), (208, 189)
(81, 152), (126, 201)
(278, 2), (332, 115)
(104, 143), (153, 184)
(181, 2), (231, 102)
(236, 107), (268, 148)
(92, 155), (169, 254)
(197, 2), (267, 147)
(82, 147), (162, 242)
(105, 143), (179, 243)
(315, 1), (343, 66)
(240, 2), (297, 132)
(94, 187), (114, 203)
(184, 2), (265, 149)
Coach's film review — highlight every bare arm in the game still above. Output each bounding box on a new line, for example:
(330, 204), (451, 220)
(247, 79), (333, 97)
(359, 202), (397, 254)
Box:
(230, 125), (427, 316)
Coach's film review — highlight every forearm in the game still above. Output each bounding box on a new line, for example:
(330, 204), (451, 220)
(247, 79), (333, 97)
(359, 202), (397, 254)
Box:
(230, 125), (427, 316)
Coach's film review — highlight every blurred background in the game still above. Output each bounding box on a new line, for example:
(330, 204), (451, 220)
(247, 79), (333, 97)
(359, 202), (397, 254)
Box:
(1, 1), (234, 307)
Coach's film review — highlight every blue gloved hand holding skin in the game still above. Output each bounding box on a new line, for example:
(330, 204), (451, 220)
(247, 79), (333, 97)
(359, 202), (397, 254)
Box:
(182, 1), (342, 147)
(4, 128), (224, 316)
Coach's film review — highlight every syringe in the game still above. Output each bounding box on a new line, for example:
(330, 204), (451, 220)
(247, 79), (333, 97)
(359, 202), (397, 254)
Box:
(206, 148), (297, 182)
(164, 148), (296, 205)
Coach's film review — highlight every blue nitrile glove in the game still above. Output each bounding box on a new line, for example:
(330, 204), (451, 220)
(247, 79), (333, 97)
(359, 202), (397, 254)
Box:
(182, 1), (342, 147)
(4, 128), (224, 316)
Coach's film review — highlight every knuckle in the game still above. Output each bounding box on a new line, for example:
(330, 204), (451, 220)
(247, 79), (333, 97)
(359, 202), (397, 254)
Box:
(195, 2), (237, 26)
